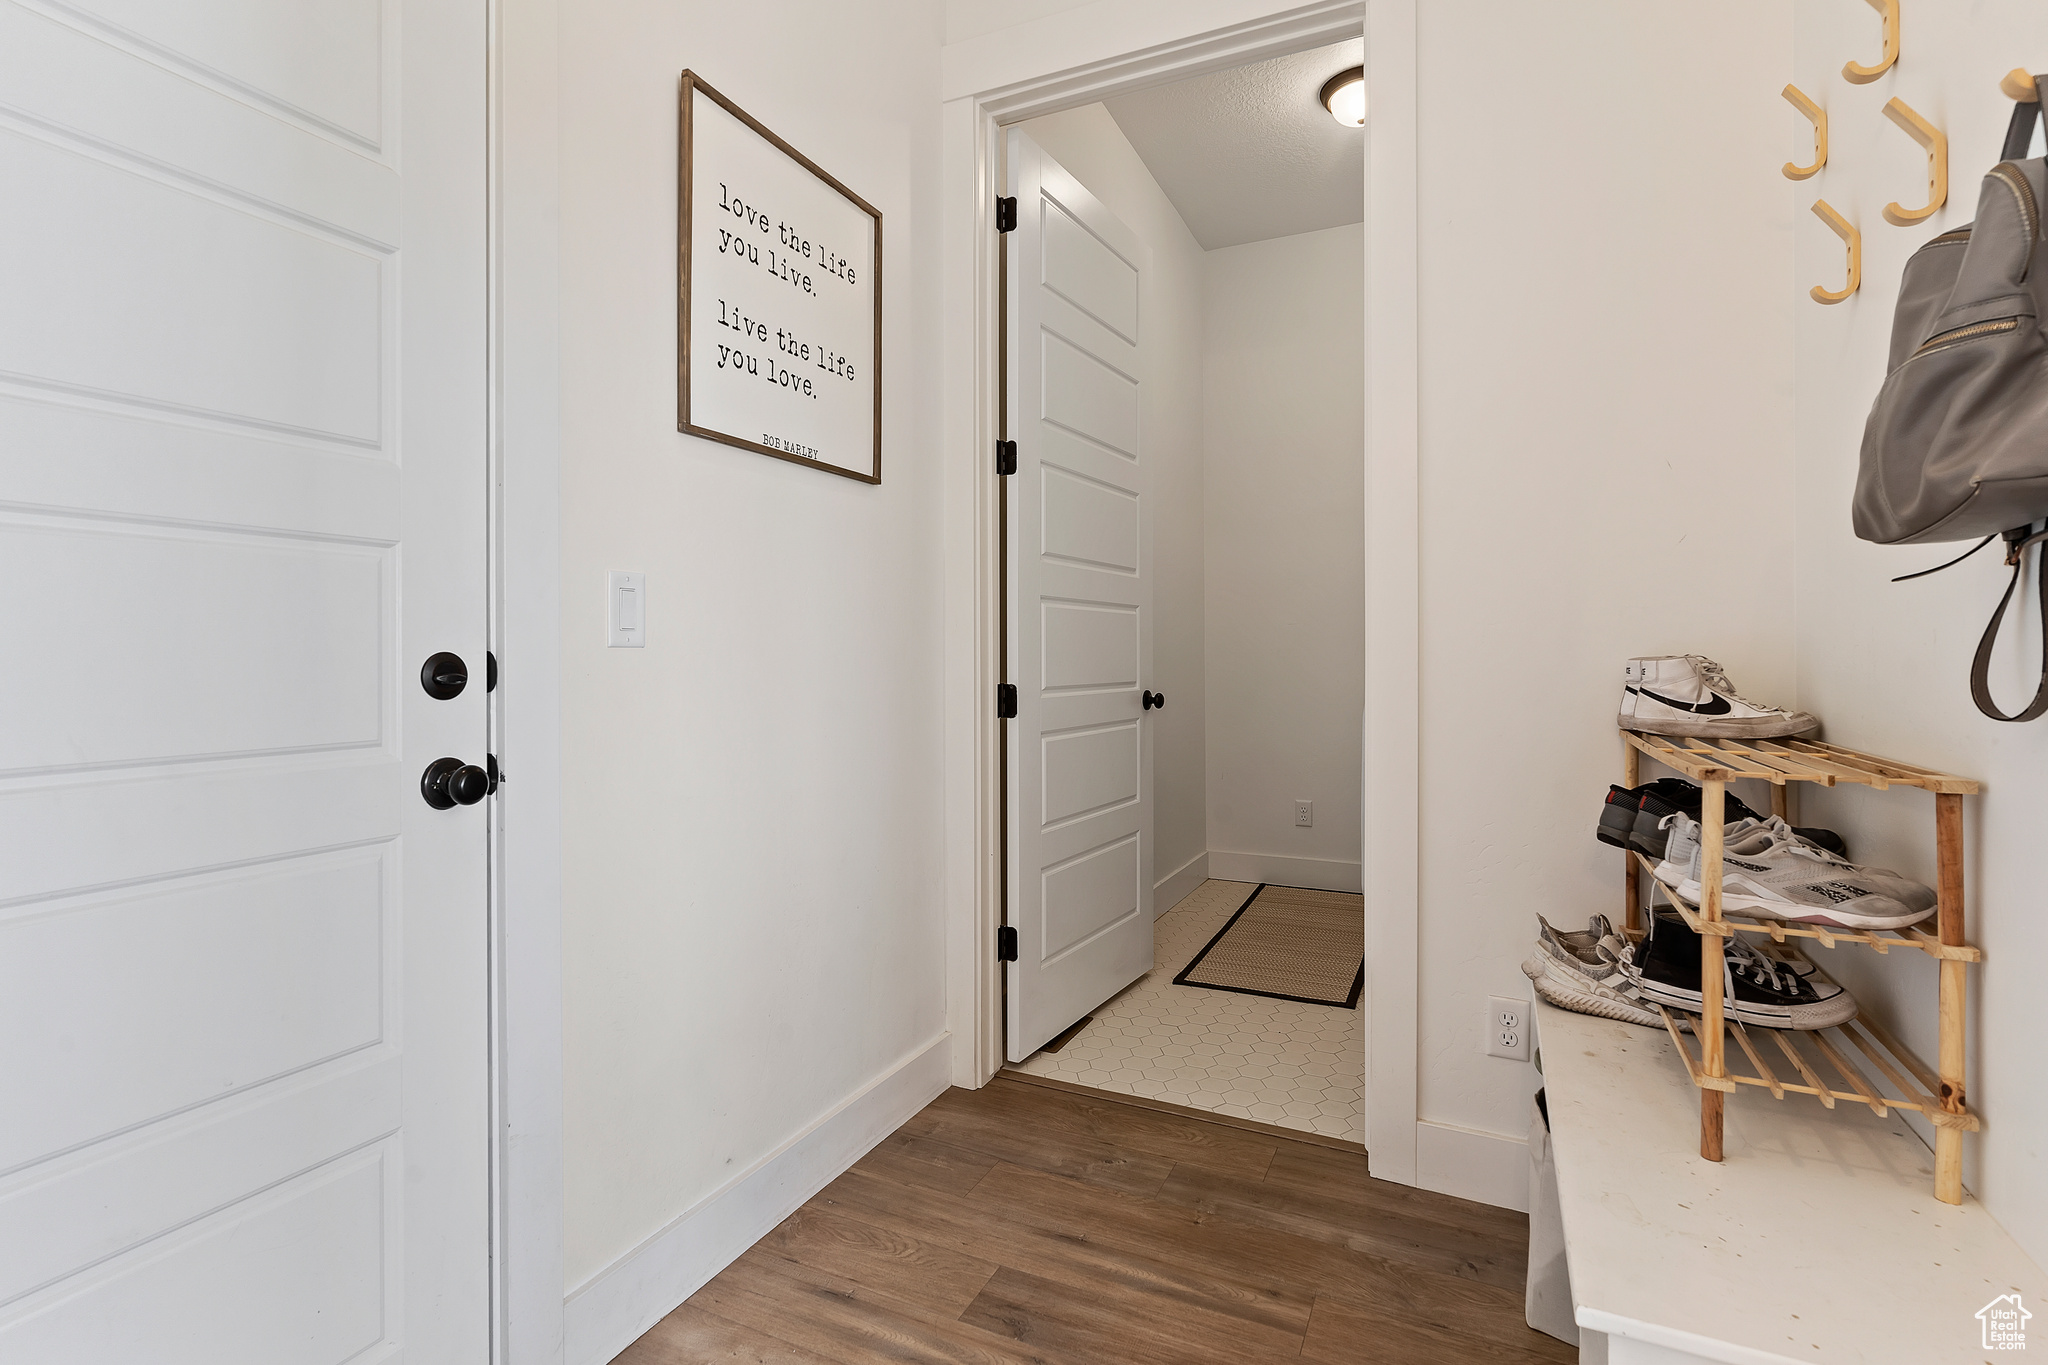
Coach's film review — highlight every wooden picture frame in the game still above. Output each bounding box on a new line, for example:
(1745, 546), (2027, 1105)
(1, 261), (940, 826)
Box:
(678, 71), (883, 484)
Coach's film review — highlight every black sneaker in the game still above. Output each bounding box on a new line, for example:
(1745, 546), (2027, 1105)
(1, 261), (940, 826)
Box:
(1789, 825), (1848, 859)
(1602, 779), (1849, 860)
(1628, 781), (1848, 861)
(1597, 784), (1646, 848)
(1596, 779), (1705, 850)
(1625, 911), (1855, 1030)
(1629, 781), (1762, 859)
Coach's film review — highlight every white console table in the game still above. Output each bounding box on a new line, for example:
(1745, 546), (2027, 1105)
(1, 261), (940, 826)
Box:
(1534, 999), (2045, 1364)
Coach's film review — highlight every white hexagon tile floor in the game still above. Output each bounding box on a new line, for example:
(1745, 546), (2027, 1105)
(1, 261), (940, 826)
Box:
(1009, 879), (1363, 1142)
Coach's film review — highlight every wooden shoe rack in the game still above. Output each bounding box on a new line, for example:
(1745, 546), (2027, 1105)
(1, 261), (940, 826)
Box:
(1618, 729), (1982, 1204)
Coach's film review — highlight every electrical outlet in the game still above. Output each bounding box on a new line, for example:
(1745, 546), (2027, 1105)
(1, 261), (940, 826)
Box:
(1486, 995), (1530, 1061)
(1294, 800), (1313, 827)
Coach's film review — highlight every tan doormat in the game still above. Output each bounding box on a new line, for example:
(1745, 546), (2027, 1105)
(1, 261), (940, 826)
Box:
(1172, 884), (1364, 1008)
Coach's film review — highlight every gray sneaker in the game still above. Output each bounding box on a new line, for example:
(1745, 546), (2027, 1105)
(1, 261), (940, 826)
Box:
(1651, 812), (1766, 890)
(1522, 914), (1662, 1028)
(1658, 813), (1935, 930)
(1746, 817), (1934, 914)
(1537, 912), (1631, 967)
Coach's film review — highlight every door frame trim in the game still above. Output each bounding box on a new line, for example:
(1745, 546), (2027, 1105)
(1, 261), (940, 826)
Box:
(492, 0), (567, 1359)
(939, 0), (1422, 1184)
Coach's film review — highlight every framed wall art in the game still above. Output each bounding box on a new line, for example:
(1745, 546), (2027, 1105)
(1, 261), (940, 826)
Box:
(678, 71), (882, 484)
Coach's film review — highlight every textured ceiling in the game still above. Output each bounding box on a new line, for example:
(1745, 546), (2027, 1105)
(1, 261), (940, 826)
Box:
(1103, 38), (1365, 250)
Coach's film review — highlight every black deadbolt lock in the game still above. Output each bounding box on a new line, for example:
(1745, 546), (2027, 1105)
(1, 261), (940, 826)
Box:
(421, 756), (491, 809)
(421, 652), (468, 700)
(1143, 690), (1166, 711)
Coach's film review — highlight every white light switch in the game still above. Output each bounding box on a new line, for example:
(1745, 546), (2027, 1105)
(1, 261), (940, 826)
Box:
(608, 571), (645, 647)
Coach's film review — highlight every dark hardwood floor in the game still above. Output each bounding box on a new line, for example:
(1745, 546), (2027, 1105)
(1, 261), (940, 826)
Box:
(617, 1076), (1573, 1364)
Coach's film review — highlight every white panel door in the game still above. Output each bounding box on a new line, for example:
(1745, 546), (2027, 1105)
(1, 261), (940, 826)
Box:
(0, 1), (489, 1360)
(1006, 132), (1154, 1061)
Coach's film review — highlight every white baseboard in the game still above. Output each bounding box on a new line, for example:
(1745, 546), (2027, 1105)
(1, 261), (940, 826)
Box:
(1206, 850), (1363, 894)
(1414, 1118), (1528, 1213)
(562, 1032), (954, 1365)
(1153, 850), (1209, 915)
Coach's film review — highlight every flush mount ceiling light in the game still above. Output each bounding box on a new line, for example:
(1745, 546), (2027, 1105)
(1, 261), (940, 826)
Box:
(1321, 66), (1365, 127)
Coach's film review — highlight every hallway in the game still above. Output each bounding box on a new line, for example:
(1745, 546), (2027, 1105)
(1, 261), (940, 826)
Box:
(1010, 879), (1363, 1143)
(617, 1077), (1570, 1364)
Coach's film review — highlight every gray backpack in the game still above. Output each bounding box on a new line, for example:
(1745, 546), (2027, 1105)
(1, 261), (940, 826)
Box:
(1856, 75), (2048, 719)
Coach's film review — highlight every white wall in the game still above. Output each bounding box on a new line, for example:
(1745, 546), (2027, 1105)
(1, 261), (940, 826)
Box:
(555, 0), (950, 1348)
(1012, 103), (1212, 909)
(1203, 224), (1364, 890)
(946, 0), (1093, 45)
(1407, 0), (1797, 1170)
(1789, 0), (2048, 1269)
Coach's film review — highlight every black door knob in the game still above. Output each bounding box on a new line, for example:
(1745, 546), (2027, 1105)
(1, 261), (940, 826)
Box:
(421, 756), (491, 809)
(421, 652), (468, 700)
(1143, 690), (1165, 711)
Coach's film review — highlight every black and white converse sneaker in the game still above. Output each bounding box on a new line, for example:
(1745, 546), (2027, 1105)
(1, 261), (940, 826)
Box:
(1619, 656), (1819, 739)
(1626, 911), (1855, 1030)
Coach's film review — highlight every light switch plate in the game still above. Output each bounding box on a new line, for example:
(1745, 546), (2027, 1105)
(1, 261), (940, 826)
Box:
(608, 571), (645, 647)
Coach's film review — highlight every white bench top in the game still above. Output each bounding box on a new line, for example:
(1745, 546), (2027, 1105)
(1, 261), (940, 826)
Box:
(1534, 998), (2046, 1364)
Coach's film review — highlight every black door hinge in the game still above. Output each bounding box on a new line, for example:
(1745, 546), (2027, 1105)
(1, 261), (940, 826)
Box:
(996, 682), (1018, 719)
(996, 196), (1018, 232)
(997, 926), (1019, 961)
(996, 440), (1017, 476)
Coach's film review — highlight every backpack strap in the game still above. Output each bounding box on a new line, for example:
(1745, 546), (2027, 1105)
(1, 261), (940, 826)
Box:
(2001, 76), (2048, 159)
(1970, 525), (2048, 721)
(1945, 80), (2048, 721)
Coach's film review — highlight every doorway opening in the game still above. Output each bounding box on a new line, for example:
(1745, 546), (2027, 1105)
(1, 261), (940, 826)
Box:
(994, 39), (1368, 1150)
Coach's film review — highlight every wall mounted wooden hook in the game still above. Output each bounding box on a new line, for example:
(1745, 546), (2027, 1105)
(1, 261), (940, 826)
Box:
(1811, 200), (1861, 304)
(1844, 0), (1900, 84)
(1881, 98), (1947, 225)
(2000, 69), (2041, 102)
(1782, 85), (1828, 180)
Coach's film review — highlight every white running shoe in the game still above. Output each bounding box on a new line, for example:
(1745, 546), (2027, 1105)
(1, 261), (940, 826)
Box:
(1619, 656), (1819, 738)
(1651, 811), (1767, 890)
(1747, 817), (1935, 915)
(1657, 813), (1935, 931)
(1522, 914), (1662, 1028)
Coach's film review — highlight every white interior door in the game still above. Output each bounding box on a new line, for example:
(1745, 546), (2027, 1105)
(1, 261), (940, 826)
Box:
(1005, 131), (1154, 1062)
(0, 1), (490, 1359)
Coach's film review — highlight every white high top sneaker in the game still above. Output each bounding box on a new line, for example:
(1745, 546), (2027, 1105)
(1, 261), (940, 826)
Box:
(1619, 656), (1818, 738)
